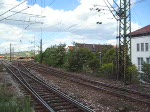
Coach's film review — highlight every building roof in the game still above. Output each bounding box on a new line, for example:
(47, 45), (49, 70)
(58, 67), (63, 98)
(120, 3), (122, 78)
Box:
(130, 25), (150, 37)
(76, 43), (102, 52)
(75, 43), (113, 52)
(68, 46), (74, 51)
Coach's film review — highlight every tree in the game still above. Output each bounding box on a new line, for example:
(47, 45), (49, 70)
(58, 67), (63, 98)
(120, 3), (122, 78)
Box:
(100, 45), (113, 58)
(42, 44), (66, 67)
(100, 63), (113, 77)
(127, 65), (139, 82)
(88, 57), (100, 73)
(35, 53), (43, 63)
(142, 63), (150, 82)
(64, 48), (100, 72)
(102, 48), (116, 64)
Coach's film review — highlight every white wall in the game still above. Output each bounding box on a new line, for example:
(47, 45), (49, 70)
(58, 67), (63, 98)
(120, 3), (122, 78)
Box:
(131, 35), (150, 71)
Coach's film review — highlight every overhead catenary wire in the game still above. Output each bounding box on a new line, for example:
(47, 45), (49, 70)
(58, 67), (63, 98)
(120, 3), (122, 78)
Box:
(0, 0), (27, 17)
(103, 0), (118, 20)
(48, 0), (56, 7)
(9, 11), (46, 18)
(0, 7), (30, 21)
(131, 8), (149, 37)
(132, 0), (147, 5)
(4, 18), (43, 24)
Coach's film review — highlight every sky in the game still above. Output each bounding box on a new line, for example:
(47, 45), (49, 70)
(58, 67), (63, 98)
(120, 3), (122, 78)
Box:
(0, 0), (149, 54)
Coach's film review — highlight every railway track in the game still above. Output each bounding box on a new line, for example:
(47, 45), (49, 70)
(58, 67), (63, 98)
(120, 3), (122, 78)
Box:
(22, 61), (150, 106)
(2, 60), (95, 112)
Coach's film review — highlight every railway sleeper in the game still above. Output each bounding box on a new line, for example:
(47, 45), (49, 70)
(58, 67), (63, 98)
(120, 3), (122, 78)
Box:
(49, 102), (70, 107)
(57, 108), (83, 112)
(38, 93), (58, 97)
(47, 99), (66, 103)
(42, 96), (61, 101)
(53, 105), (77, 111)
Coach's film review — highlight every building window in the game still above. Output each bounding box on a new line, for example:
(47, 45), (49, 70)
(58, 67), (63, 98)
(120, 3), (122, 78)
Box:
(137, 43), (140, 51)
(138, 57), (143, 71)
(146, 58), (150, 64)
(141, 43), (144, 51)
(145, 43), (149, 51)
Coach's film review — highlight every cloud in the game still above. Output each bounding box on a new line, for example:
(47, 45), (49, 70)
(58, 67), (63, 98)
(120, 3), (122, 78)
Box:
(0, 0), (141, 53)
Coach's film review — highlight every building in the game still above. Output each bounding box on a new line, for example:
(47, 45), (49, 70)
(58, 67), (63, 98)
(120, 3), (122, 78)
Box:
(75, 43), (113, 54)
(66, 46), (75, 52)
(130, 25), (150, 71)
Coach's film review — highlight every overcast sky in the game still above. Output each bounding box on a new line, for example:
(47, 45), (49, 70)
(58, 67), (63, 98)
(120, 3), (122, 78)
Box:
(0, 0), (149, 53)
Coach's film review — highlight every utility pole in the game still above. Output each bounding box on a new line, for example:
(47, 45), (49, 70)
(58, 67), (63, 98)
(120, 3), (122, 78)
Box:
(117, 0), (131, 84)
(104, 0), (131, 84)
(40, 28), (43, 63)
(99, 52), (102, 65)
(40, 38), (42, 63)
(13, 47), (14, 60)
(10, 43), (11, 62)
(34, 36), (35, 59)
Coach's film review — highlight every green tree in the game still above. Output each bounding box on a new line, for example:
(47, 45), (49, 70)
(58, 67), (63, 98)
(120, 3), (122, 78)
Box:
(127, 65), (139, 82)
(88, 57), (100, 73)
(34, 53), (43, 63)
(100, 63), (113, 77)
(102, 48), (116, 64)
(100, 45), (113, 58)
(64, 48), (100, 72)
(42, 44), (66, 67)
(142, 63), (150, 82)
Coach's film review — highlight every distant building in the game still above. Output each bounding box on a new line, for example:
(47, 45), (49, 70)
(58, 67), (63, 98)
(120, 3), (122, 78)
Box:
(130, 25), (150, 71)
(75, 43), (113, 53)
(0, 56), (4, 58)
(66, 46), (75, 52)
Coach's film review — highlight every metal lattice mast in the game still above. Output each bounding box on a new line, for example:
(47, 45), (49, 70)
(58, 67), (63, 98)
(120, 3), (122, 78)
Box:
(104, 0), (131, 83)
(116, 0), (131, 83)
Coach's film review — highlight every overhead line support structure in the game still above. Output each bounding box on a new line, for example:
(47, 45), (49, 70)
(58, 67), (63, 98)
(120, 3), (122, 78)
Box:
(40, 28), (43, 64)
(117, 0), (131, 84)
(10, 43), (12, 62)
(104, 0), (131, 84)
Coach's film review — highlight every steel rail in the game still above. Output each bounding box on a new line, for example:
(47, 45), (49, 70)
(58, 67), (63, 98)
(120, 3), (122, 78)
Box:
(16, 62), (95, 112)
(2, 61), (55, 112)
(30, 62), (150, 98)
(23, 62), (150, 105)
(2, 60), (95, 112)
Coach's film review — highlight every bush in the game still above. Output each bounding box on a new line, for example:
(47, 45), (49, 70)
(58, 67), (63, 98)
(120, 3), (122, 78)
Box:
(102, 48), (115, 64)
(34, 54), (41, 62)
(0, 86), (32, 112)
(64, 48), (98, 72)
(88, 58), (100, 73)
(100, 63), (113, 77)
(142, 63), (150, 82)
(126, 65), (139, 82)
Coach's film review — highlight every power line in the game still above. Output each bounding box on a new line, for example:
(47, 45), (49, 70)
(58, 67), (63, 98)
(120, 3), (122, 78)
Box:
(48, 0), (56, 6)
(0, 0), (27, 17)
(5, 18), (43, 24)
(0, 7), (30, 21)
(9, 11), (46, 18)
(132, 0), (147, 5)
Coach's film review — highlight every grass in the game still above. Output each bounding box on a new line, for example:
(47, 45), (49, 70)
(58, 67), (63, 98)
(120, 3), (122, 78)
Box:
(0, 64), (3, 72)
(0, 81), (33, 112)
